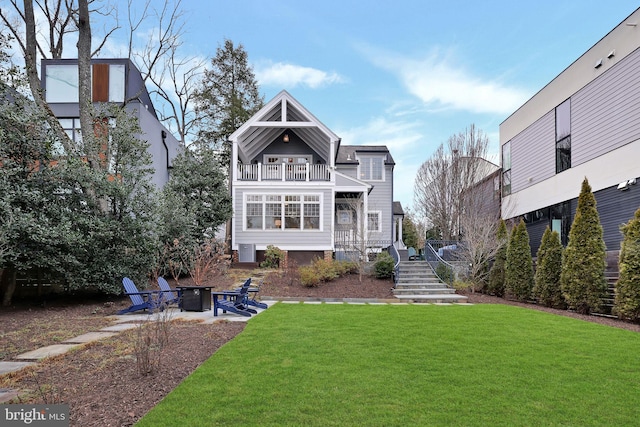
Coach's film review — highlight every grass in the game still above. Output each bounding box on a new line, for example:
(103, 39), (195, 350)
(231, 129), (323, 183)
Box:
(137, 304), (640, 426)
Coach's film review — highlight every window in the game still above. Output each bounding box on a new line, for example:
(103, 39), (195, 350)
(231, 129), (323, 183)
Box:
(59, 118), (82, 143)
(367, 212), (381, 232)
(555, 99), (571, 173)
(265, 195), (282, 229)
(502, 141), (511, 196)
(109, 64), (125, 102)
(45, 65), (79, 103)
(45, 63), (125, 103)
(284, 195), (300, 229)
(359, 156), (384, 181)
(304, 195), (320, 229)
(244, 193), (322, 231)
(246, 195), (263, 229)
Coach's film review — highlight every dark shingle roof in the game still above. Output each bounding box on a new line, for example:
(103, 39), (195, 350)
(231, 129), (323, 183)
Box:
(393, 201), (405, 216)
(335, 145), (395, 165)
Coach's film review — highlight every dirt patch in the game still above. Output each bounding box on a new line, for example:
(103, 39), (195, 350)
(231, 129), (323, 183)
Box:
(1, 273), (638, 426)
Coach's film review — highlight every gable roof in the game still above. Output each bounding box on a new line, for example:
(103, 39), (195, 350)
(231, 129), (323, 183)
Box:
(230, 90), (340, 164)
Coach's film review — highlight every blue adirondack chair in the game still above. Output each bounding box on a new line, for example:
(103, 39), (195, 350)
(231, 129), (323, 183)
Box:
(212, 278), (256, 317)
(232, 278), (268, 310)
(157, 277), (181, 305)
(118, 277), (165, 315)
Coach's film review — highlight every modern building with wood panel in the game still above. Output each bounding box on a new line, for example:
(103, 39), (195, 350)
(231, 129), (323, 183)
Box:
(500, 7), (640, 257)
(41, 58), (180, 188)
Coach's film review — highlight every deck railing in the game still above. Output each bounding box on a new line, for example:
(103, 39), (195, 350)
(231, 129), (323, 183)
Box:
(237, 163), (330, 182)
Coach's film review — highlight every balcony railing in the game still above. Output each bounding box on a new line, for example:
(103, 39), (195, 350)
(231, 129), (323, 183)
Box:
(237, 163), (330, 182)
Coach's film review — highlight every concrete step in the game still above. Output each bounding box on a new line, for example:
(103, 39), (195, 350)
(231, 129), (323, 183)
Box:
(395, 282), (449, 289)
(397, 277), (441, 284)
(394, 288), (456, 295)
(394, 294), (468, 303)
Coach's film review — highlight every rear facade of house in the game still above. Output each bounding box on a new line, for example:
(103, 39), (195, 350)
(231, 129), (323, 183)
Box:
(229, 90), (403, 265)
(500, 7), (640, 261)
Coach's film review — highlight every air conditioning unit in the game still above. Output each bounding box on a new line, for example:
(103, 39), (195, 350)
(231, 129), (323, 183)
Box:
(238, 244), (256, 262)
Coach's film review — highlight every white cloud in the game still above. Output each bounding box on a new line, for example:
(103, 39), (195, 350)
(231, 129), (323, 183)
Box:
(255, 61), (345, 89)
(362, 46), (529, 115)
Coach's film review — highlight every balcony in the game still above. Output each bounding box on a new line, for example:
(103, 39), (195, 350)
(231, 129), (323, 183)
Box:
(237, 163), (330, 182)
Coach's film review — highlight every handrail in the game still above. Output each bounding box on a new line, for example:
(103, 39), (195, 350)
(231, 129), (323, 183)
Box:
(424, 241), (457, 286)
(387, 245), (400, 287)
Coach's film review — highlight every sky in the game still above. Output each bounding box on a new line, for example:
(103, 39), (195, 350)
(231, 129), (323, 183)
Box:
(20, 0), (640, 212)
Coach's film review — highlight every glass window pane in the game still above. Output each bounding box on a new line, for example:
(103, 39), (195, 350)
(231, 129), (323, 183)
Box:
(556, 136), (571, 173)
(45, 65), (79, 103)
(304, 203), (320, 230)
(502, 170), (511, 196)
(556, 99), (571, 141)
(502, 141), (511, 171)
(265, 203), (281, 229)
(109, 64), (125, 102)
(246, 203), (262, 229)
(285, 203), (300, 229)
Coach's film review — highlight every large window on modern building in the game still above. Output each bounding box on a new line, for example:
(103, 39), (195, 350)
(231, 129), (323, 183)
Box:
(245, 193), (321, 230)
(555, 98), (571, 173)
(359, 156), (384, 181)
(502, 141), (511, 196)
(46, 65), (79, 103)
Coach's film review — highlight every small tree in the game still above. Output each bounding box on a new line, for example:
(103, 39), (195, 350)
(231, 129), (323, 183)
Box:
(613, 208), (640, 321)
(561, 178), (607, 314)
(486, 219), (508, 297)
(505, 219), (534, 301)
(533, 227), (565, 308)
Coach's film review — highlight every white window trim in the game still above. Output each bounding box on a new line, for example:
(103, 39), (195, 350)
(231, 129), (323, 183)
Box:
(357, 155), (385, 182)
(367, 211), (382, 233)
(243, 192), (323, 232)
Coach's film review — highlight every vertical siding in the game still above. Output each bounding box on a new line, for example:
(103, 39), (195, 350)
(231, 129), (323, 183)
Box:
(572, 48), (640, 166)
(510, 111), (555, 193)
(593, 180), (640, 251)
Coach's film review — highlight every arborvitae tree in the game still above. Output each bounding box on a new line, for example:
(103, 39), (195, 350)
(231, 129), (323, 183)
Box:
(505, 219), (534, 301)
(533, 227), (565, 308)
(613, 208), (640, 321)
(487, 219), (508, 296)
(560, 178), (607, 314)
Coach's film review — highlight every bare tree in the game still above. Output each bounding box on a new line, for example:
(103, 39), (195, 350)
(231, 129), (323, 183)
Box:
(413, 124), (492, 241)
(147, 43), (203, 145)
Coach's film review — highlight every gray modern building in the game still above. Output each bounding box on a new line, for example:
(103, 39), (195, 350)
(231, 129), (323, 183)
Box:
(500, 7), (640, 257)
(41, 58), (180, 188)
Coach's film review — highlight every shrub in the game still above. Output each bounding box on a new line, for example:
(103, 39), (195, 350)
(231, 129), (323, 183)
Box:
(486, 219), (508, 296)
(561, 178), (607, 314)
(334, 260), (359, 276)
(614, 208), (640, 320)
(505, 219), (534, 301)
(374, 252), (395, 279)
(261, 245), (284, 269)
(312, 258), (340, 282)
(299, 265), (322, 287)
(533, 227), (565, 308)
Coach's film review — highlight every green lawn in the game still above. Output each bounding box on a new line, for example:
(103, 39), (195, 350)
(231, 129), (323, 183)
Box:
(137, 303), (640, 426)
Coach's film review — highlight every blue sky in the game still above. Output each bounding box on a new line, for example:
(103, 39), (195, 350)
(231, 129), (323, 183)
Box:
(52, 1), (640, 211)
